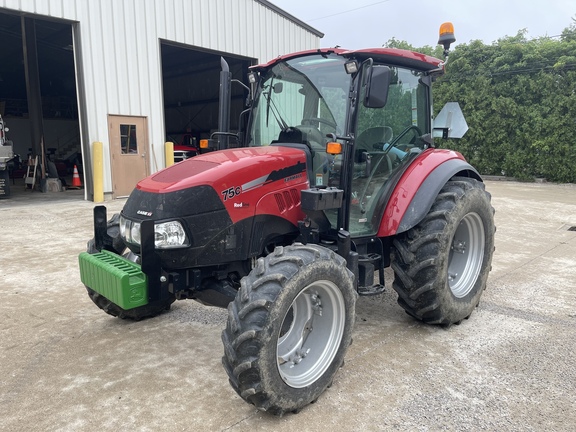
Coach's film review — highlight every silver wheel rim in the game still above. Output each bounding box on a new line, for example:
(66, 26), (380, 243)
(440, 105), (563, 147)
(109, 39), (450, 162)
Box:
(448, 212), (485, 298)
(277, 280), (345, 388)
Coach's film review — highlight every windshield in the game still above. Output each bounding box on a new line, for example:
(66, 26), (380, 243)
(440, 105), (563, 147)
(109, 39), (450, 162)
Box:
(247, 54), (351, 148)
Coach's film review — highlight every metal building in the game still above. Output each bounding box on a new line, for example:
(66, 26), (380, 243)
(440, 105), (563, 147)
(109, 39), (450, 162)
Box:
(0, 0), (322, 200)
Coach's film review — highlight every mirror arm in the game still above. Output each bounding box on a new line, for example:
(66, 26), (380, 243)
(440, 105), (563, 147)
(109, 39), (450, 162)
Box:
(232, 79), (252, 104)
(326, 133), (353, 142)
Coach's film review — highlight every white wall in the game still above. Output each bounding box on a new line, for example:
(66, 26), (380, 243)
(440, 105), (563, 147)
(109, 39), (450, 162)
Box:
(0, 0), (322, 197)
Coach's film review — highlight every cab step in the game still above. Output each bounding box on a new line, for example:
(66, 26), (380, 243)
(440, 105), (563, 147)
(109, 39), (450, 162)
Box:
(358, 284), (386, 296)
(356, 252), (385, 296)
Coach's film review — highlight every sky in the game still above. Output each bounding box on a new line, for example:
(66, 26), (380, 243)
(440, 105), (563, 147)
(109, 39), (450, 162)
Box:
(271, 0), (575, 49)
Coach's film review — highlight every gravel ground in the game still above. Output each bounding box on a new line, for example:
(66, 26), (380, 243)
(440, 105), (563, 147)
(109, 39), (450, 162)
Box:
(0, 180), (575, 431)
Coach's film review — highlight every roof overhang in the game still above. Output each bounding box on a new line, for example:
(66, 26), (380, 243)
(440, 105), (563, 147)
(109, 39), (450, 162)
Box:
(254, 1), (324, 38)
(251, 47), (443, 73)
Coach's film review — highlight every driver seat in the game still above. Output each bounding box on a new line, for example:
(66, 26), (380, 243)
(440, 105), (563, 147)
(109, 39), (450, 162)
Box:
(356, 126), (393, 152)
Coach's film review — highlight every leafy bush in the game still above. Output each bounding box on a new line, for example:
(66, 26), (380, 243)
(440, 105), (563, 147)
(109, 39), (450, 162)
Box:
(386, 20), (576, 182)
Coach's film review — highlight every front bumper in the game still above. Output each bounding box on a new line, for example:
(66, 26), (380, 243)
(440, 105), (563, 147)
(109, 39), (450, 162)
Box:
(78, 250), (148, 310)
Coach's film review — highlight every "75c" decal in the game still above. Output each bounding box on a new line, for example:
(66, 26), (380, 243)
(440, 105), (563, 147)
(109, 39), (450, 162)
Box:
(221, 186), (242, 201)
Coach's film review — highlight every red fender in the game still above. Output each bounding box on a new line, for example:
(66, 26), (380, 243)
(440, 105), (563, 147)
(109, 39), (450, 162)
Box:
(377, 149), (477, 236)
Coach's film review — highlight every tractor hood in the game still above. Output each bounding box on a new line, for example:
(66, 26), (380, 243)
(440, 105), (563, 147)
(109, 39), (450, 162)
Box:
(138, 146), (307, 194)
(120, 145), (309, 267)
(122, 145), (309, 222)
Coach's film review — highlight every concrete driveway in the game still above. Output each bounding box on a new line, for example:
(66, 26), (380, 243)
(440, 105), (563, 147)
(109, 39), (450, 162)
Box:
(1, 180), (575, 431)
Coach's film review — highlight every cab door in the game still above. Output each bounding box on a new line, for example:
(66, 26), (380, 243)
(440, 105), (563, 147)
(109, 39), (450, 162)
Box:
(348, 66), (430, 236)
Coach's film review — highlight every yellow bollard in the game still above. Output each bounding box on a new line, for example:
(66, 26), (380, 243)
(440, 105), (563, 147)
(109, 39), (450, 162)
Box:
(165, 142), (174, 168)
(92, 141), (104, 203)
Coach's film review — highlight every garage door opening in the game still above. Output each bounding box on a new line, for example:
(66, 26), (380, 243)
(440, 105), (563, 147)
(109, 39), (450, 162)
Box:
(160, 42), (255, 159)
(0, 11), (81, 201)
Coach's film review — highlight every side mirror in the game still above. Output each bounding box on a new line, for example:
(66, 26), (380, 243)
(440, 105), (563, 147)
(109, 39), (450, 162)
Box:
(364, 65), (391, 109)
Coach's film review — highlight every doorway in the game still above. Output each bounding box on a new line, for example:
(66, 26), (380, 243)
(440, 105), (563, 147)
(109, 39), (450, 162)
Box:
(108, 115), (149, 198)
(160, 42), (255, 149)
(0, 12), (81, 199)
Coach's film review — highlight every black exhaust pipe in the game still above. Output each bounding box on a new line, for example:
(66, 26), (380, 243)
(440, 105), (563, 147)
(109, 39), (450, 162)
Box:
(218, 57), (232, 150)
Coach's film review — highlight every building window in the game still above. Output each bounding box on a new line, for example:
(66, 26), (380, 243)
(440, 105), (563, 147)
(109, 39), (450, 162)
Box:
(120, 124), (138, 154)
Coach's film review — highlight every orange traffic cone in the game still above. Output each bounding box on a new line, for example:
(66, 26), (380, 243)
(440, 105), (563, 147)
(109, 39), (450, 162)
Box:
(70, 165), (82, 189)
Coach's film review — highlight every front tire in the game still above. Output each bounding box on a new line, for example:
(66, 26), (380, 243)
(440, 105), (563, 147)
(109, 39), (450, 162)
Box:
(222, 244), (356, 415)
(391, 177), (495, 325)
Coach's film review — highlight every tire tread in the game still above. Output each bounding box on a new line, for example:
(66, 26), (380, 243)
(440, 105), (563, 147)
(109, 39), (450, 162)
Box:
(392, 177), (495, 325)
(222, 243), (354, 415)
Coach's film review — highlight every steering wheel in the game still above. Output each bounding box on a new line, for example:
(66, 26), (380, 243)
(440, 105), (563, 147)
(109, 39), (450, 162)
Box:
(297, 118), (337, 154)
(389, 125), (422, 148)
(301, 117), (337, 130)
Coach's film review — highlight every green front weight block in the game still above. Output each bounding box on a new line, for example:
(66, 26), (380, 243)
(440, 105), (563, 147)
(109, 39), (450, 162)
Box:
(78, 250), (148, 310)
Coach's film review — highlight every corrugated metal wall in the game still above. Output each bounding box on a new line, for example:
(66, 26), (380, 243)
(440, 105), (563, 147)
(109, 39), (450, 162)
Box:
(0, 0), (321, 196)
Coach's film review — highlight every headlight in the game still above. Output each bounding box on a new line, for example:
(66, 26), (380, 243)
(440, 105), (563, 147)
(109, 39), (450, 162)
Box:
(154, 221), (189, 248)
(120, 215), (135, 243)
(120, 216), (130, 241)
(130, 222), (141, 245)
(119, 216), (189, 249)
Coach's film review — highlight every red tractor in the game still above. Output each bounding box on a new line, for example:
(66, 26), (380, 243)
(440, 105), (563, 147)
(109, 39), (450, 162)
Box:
(79, 24), (494, 415)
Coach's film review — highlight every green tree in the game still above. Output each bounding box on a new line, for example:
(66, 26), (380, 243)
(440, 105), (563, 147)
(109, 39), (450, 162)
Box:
(427, 24), (576, 182)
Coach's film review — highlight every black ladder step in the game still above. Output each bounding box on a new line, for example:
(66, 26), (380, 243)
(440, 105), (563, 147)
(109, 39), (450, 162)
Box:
(357, 284), (385, 296)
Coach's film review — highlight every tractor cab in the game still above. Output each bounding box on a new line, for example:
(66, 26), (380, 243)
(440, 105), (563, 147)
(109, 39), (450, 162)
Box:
(243, 48), (451, 292)
(247, 49), (441, 236)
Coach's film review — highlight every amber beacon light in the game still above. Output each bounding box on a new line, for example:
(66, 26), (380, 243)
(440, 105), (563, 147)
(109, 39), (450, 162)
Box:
(438, 22), (456, 49)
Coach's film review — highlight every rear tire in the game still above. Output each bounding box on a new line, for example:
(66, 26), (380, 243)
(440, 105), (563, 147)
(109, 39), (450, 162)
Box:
(85, 213), (175, 320)
(222, 244), (356, 415)
(391, 177), (495, 325)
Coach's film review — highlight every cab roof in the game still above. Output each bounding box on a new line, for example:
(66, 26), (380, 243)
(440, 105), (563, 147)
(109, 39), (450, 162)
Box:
(252, 47), (443, 73)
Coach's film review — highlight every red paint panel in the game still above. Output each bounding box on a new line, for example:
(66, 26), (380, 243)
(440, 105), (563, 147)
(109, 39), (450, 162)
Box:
(255, 185), (307, 226)
(136, 146), (309, 224)
(252, 47), (442, 71)
(346, 48), (442, 70)
(251, 48), (346, 70)
(173, 144), (198, 153)
(377, 149), (465, 236)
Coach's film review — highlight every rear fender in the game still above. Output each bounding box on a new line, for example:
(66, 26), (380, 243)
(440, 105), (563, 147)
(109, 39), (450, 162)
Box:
(377, 150), (481, 236)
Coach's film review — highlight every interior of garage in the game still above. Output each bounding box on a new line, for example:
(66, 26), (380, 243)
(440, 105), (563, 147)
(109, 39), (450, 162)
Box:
(1, 10), (257, 203)
(0, 10), (80, 200)
(161, 42), (255, 154)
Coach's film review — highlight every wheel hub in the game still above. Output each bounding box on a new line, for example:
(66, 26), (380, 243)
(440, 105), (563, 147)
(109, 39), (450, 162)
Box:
(277, 280), (345, 388)
(447, 212), (485, 298)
